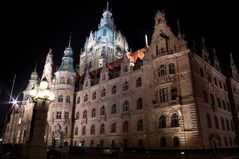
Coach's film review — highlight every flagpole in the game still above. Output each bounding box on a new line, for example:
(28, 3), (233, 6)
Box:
(9, 74), (16, 103)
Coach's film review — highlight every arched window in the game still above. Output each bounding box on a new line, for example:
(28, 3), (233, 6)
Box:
(169, 63), (175, 74)
(123, 121), (129, 133)
(82, 126), (86, 135)
(123, 100), (129, 111)
(90, 125), (95, 134)
(100, 106), (105, 115)
(136, 77), (142, 87)
(159, 115), (166, 128)
(92, 92), (96, 100)
(83, 110), (87, 119)
(137, 119), (144, 131)
(67, 78), (72, 85)
(84, 94), (88, 102)
(111, 104), (116, 114)
(171, 113), (179, 127)
(112, 85), (116, 94)
(58, 95), (63, 102)
(92, 108), (96, 118)
(75, 112), (79, 120)
(137, 98), (143, 109)
(203, 91), (208, 103)
(173, 137), (180, 147)
(214, 116), (219, 129)
(158, 65), (166, 77)
(66, 96), (70, 103)
(77, 97), (80, 104)
(100, 124), (105, 134)
(123, 81), (129, 91)
(60, 77), (65, 84)
(160, 137), (166, 147)
(111, 123), (116, 133)
(101, 88), (106, 97)
(74, 127), (78, 135)
(206, 114), (212, 128)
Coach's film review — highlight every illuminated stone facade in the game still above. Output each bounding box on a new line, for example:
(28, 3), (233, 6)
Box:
(3, 6), (239, 150)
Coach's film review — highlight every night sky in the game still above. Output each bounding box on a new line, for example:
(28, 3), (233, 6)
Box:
(0, 0), (238, 130)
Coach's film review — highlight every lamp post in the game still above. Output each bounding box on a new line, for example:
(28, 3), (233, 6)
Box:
(28, 78), (55, 159)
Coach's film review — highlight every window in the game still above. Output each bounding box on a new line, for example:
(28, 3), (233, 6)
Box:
(111, 123), (116, 133)
(214, 116), (219, 129)
(92, 108), (96, 117)
(136, 77), (142, 87)
(226, 119), (230, 131)
(160, 137), (166, 147)
(221, 117), (225, 130)
(74, 127), (78, 135)
(231, 120), (234, 131)
(60, 77), (65, 84)
(159, 115), (166, 128)
(67, 78), (72, 85)
(169, 63), (175, 74)
(58, 95), (63, 102)
(83, 110), (87, 119)
(137, 119), (144, 131)
(64, 112), (69, 119)
(84, 94), (88, 102)
(123, 81), (129, 91)
(77, 97), (80, 104)
(217, 98), (221, 108)
(206, 114), (212, 128)
(111, 104), (116, 114)
(173, 137), (180, 147)
(123, 121), (129, 133)
(65, 126), (68, 134)
(123, 65), (128, 73)
(56, 111), (62, 119)
(160, 88), (168, 103)
(200, 68), (204, 78)
(100, 124), (105, 134)
(82, 126), (86, 135)
(92, 92), (96, 100)
(171, 113), (179, 127)
(171, 87), (177, 100)
(75, 112), (79, 120)
(91, 125), (95, 134)
(100, 140), (104, 147)
(214, 77), (217, 86)
(112, 85), (116, 94)
(123, 101), (129, 111)
(100, 106), (105, 115)
(158, 65), (166, 77)
(211, 94), (215, 110)
(66, 96), (71, 103)
(203, 91), (208, 103)
(137, 98), (143, 109)
(101, 88), (106, 97)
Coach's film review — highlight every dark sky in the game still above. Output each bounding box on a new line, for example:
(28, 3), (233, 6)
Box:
(0, 0), (238, 130)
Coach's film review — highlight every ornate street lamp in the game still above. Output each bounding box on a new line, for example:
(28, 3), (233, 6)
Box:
(28, 78), (55, 159)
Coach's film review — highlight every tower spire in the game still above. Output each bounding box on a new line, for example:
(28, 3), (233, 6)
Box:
(68, 32), (72, 47)
(106, 1), (109, 10)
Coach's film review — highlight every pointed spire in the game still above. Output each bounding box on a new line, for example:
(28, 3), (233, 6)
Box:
(177, 18), (182, 38)
(229, 53), (239, 80)
(201, 37), (210, 64)
(68, 32), (72, 47)
(106, 1), (109, 10)
(34, 60), (38, 73)
(213, 48), (221, 71)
